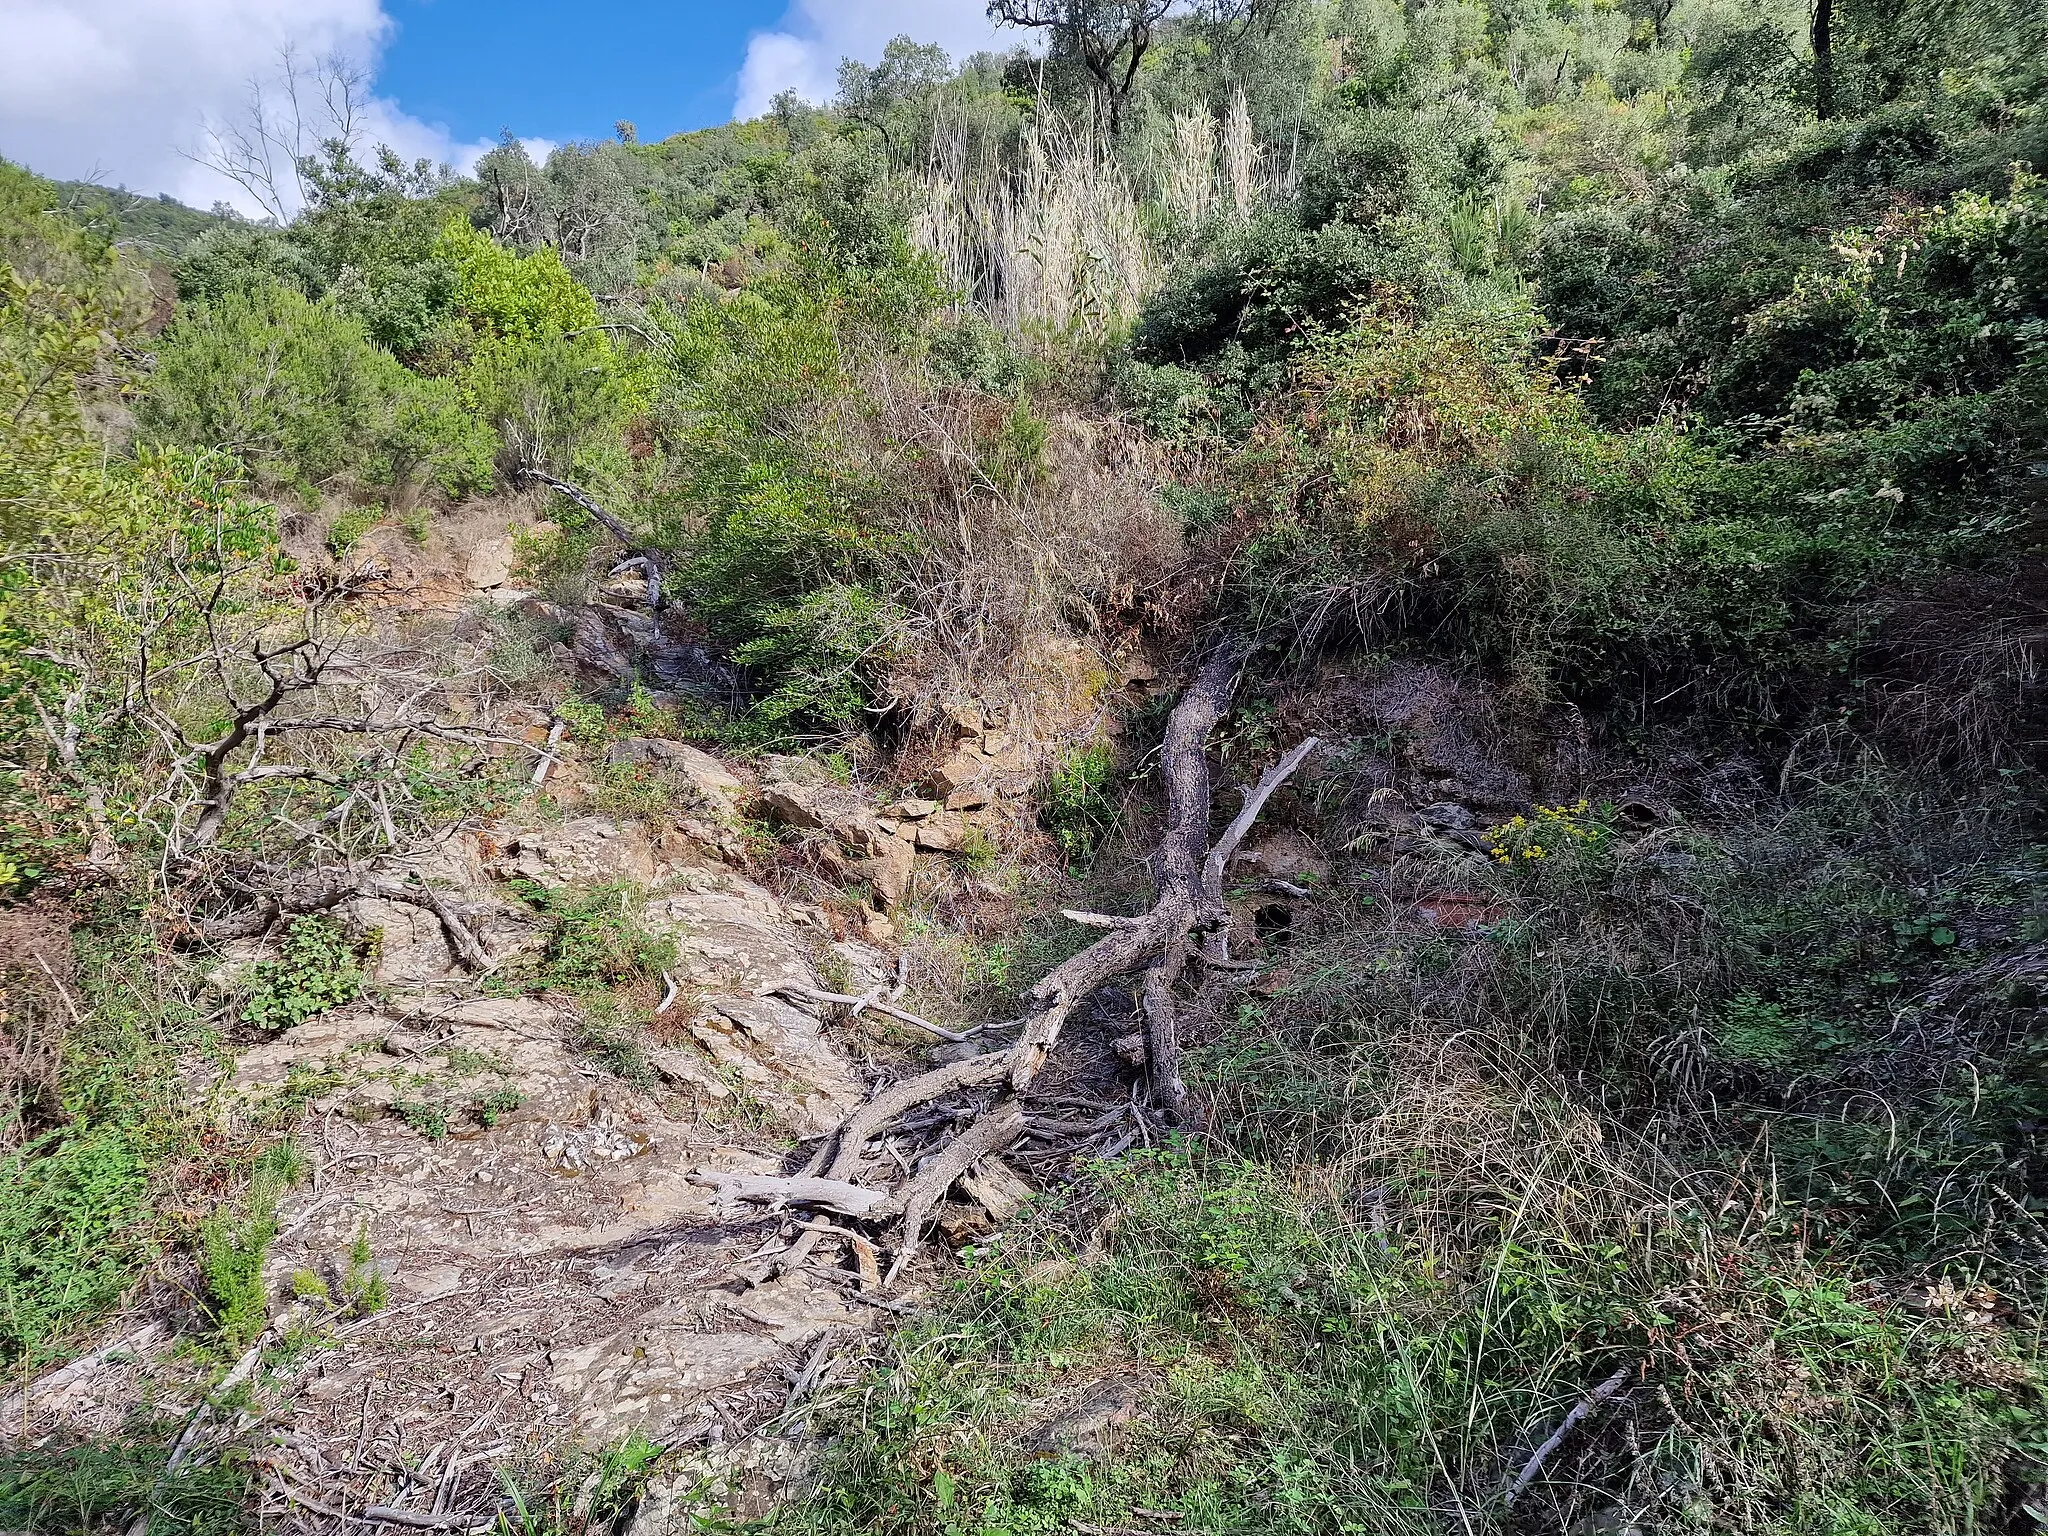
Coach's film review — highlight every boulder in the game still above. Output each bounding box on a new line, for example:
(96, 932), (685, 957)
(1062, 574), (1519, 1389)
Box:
(465, 534), (519, 590)
(850, 837), (915, 910)
(345, 897), (453, 985)
(607, 738), (746, 815)
(929, 749), (990, 797)
(914, 811), (973, 852)
(1232, 828), (1330, 888)
(756, 780), (892, 857)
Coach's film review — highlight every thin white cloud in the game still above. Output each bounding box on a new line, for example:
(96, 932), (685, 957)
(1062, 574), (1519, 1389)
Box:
(736, 0), (1011, 120)
(0, 0), (495, 215)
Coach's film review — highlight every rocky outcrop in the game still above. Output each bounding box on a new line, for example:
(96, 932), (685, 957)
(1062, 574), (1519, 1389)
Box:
(607, 737), (747, 817)
(519, 597), (742, 706)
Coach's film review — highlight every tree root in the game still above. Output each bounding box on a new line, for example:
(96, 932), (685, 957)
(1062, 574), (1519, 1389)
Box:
(735, 645), (1317, 1284)
(192, 862), (492, 973)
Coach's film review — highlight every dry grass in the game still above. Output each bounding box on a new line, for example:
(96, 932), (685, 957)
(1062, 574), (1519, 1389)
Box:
(914, 106), (1159, 340)
(833, 348), (1183, 742)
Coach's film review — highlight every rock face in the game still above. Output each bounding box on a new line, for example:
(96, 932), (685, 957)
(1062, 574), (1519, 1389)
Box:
(608, 737), (748, 816)
(520, 598), (743, 705)
(230, 993), (870, 1480)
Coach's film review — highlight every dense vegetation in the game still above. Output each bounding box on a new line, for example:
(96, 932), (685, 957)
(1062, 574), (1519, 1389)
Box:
(2, 0), (2045, 1529)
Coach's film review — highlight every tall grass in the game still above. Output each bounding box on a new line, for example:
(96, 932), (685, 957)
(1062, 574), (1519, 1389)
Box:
(916, 105), (1159, 339)
(912, 88), (1276, 343)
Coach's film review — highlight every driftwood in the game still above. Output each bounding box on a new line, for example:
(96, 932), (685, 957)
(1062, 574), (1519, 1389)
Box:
(733, 646), (1316, 1279)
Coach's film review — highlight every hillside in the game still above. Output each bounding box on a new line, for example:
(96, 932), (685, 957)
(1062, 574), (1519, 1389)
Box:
(2, 2), (2046, 1532)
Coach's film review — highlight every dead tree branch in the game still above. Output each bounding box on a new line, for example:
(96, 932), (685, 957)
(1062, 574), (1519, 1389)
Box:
(728, 645), (1315, 1275)
(516, 464), (667, 610)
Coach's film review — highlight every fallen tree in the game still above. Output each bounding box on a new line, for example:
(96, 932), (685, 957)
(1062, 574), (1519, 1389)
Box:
(703, 646), (1317, 1277)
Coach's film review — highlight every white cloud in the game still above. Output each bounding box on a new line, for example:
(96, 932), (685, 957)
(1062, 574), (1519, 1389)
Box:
(0, 0), (495, 215)
(736, 0), (1011, 120)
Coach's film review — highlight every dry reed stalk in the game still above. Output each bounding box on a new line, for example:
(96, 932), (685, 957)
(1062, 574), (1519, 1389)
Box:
(1163, 109), (1218, 230)
(915, 105), (1159, 338)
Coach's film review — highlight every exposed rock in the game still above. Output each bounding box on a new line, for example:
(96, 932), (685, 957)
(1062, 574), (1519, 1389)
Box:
(1231, 827), (1330, 887)
(756, 781), (892, 857)
(889, 799), (940, 820)
(1362, 786), (1419, 830)
(648, 1046), (732, 1099)
(913, 811), (974, 852)
(929, 749), (990, 797)
(465, 534), (519, 589)
(608, 738), (747, 815)
(499, 817), (660, 887)
(519, 599), (741, 705)
(761, 753), (830, 786)
(943, 783), (994, 811)
(1028, 1376), (1145, 1460)
(643, 873), (818, 993)
(942, 702), (985, 739)
(849, 837), (915, 911)
(1418, 801), (1477, 831)
(346, 897), (453, 985)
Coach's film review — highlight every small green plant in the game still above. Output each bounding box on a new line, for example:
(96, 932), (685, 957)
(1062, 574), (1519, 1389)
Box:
(398, 504), (432, 544)
(957, 824), (999, 874)
(1041, 740), (1119, 871)
(523, 880), (678, 992)
(325, 505), (383, 555)
(197, 1139), (303, 1349)
(289, 1268), (330, 1301)
(340, 1225), (387, 1317)
(1484, 799), (1611, 866)
(390, 1098), (449, 1140)
(556, 695), (608, 745)
(473, 1087), (524, 1126)
(242, 916), (361, 1031)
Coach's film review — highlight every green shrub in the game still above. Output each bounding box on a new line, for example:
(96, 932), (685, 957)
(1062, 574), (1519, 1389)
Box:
(139, 283), (494, 497)
(197, 1141), (302, 1349)
(0, 1127), (148, 1363)
(242, 917), (361, 1031)
(1040, 740), (1119, 871)
(472, 1087), (524, 1127)
(730, 583), (906, 734)
(340, 1225), (387, 1317)
(0, 1426), (253, 1536)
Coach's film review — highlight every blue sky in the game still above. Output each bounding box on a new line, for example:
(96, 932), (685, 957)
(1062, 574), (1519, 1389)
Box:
(376, 0), (784, 146)
(0, 0), (1005, 212)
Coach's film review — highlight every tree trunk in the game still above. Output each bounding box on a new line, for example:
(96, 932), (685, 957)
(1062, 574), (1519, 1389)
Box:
(1812, 0), (1836, 119)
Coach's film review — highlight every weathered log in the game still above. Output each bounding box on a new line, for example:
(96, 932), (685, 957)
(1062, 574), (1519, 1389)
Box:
(689, 1169), (895, 1219)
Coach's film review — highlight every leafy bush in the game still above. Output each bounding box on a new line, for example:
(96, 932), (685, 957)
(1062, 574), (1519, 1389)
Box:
(1039, 740), (1119, 871)
(139, 283), (494, 497)
(242, 917), (362, 1031)
(0, 1127), (147, 1362)
(730, 583), (906, 734)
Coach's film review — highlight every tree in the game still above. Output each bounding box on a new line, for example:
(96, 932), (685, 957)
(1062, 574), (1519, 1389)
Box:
(187, 48), (372, 223)
(987, 0), (1272, 135)
(836, 36), (953, 164)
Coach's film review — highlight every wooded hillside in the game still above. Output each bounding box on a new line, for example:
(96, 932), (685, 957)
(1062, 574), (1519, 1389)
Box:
(2, 1), (2045, 1530)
